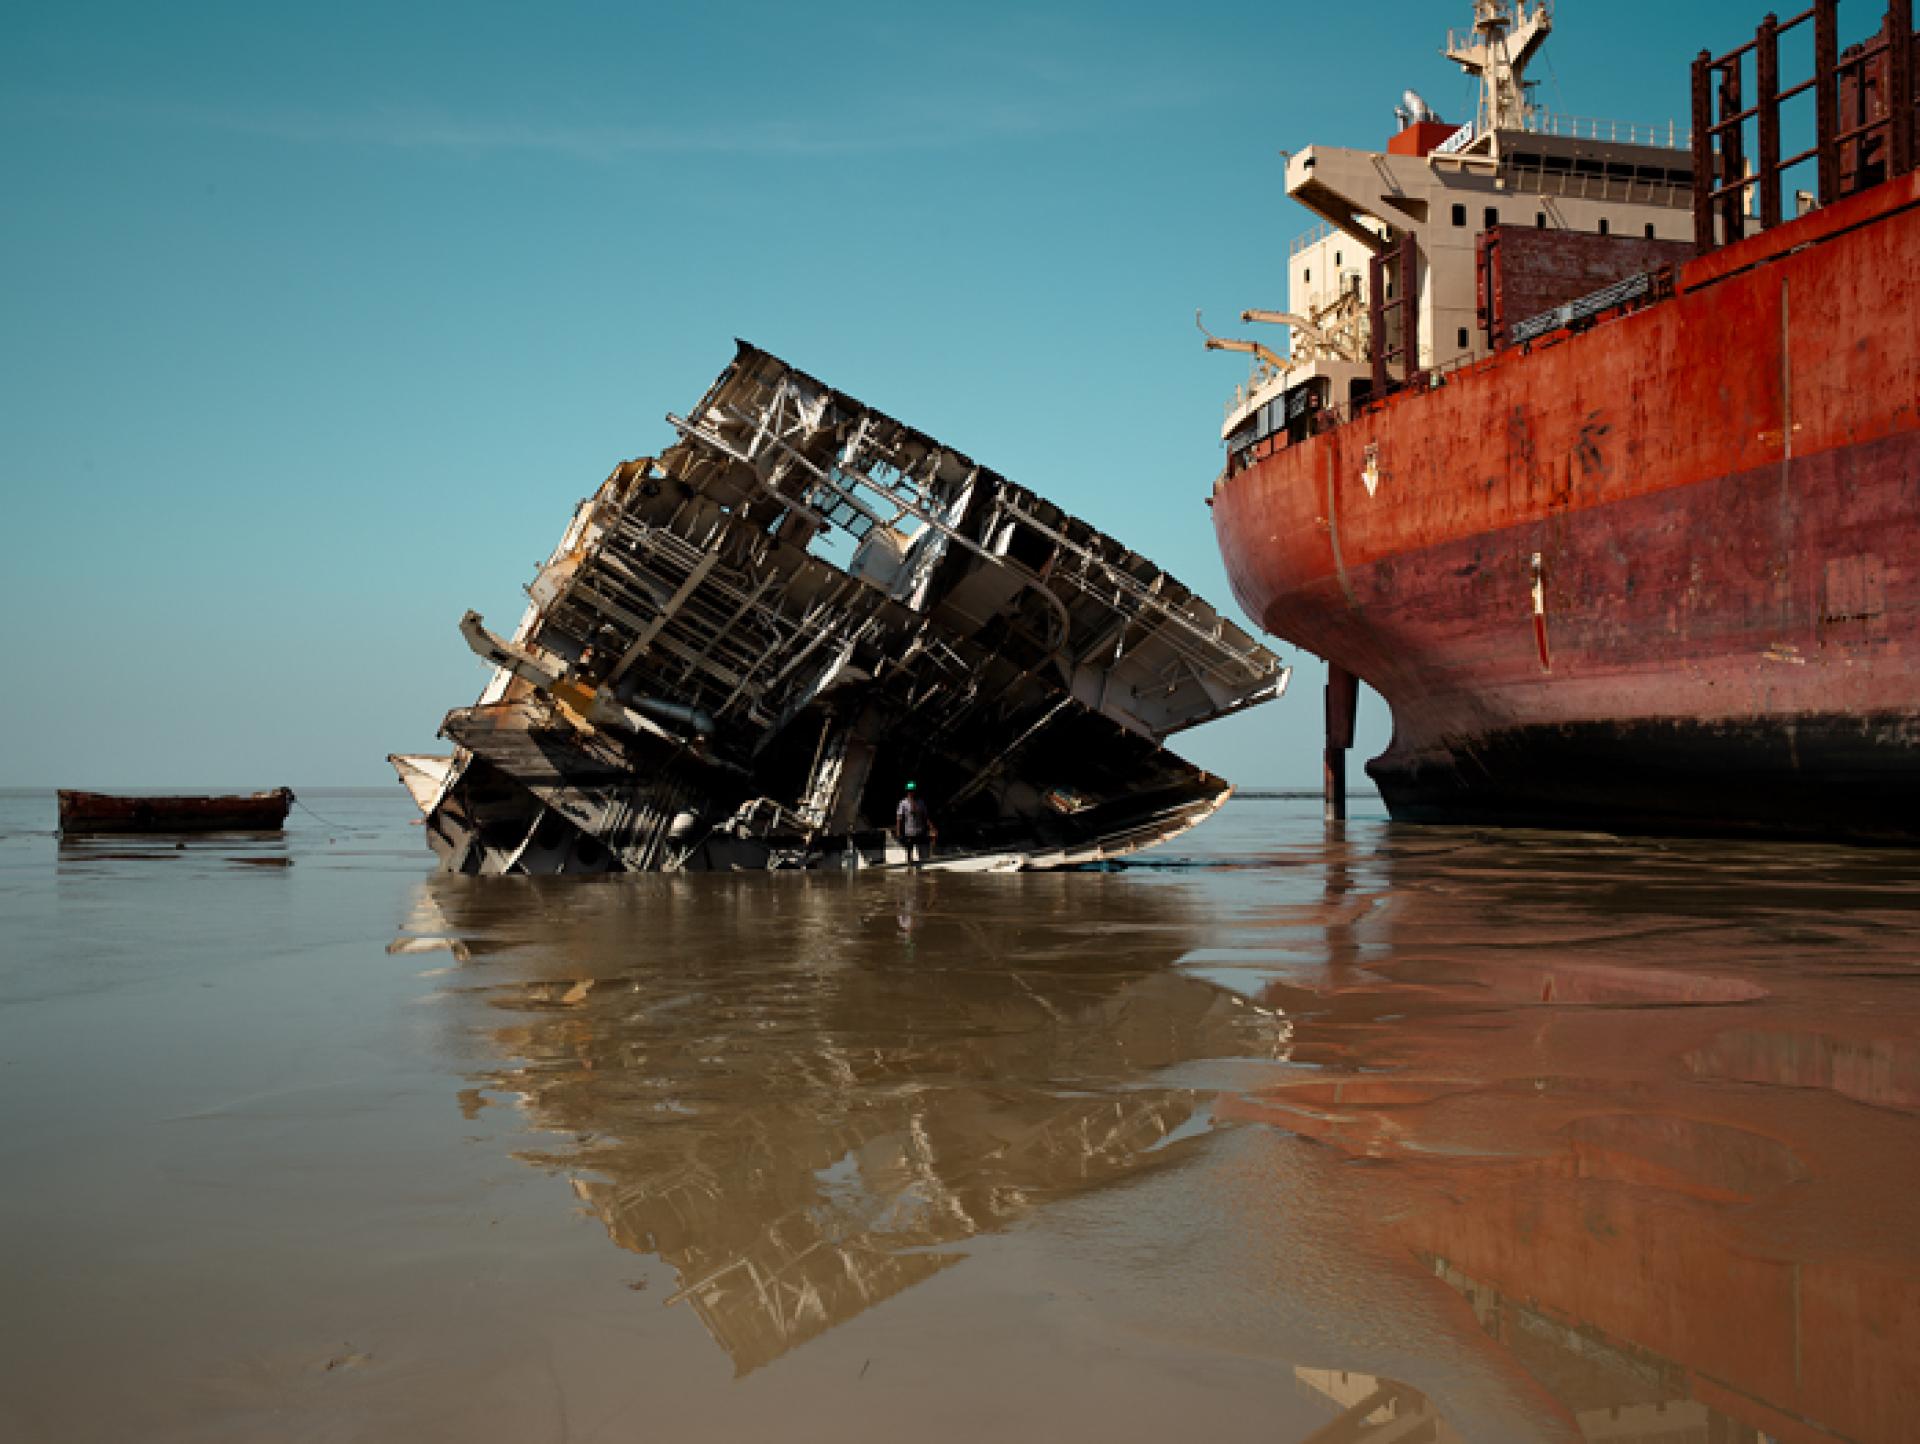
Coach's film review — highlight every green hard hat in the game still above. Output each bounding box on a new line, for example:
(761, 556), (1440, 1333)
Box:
(905, 781), (917, 790)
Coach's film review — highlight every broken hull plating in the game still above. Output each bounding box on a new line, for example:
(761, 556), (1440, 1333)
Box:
(1213, 174), (1920, 841)
(420, 743), (1235, 874)
(401, 344), (1285, 873)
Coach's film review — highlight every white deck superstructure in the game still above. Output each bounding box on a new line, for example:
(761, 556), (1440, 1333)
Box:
(1212, 1), (1697, 442)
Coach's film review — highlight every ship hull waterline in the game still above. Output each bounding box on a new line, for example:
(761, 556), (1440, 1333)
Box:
(1213, 173), (1920, 843)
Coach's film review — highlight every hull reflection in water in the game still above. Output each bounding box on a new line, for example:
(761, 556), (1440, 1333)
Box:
(1232, 823), (1920, 1444)
(399, 872), (1287, 1374)
(389, 808), (1920, 1439)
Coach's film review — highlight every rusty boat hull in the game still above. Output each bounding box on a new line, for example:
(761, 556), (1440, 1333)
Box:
(1214, 170), (1920, 841)
(57, 789), (295, 835)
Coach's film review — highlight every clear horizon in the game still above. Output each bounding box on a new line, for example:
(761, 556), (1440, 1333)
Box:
(3, 0), (1782, 790)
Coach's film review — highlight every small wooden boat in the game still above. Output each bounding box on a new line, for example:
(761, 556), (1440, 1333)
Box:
(57, 788), (294, 835)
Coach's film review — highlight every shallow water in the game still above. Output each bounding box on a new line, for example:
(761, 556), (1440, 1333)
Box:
(2, 789), (1916, 1442)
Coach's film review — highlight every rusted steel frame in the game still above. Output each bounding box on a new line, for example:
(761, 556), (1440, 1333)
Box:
(1816, 0), (1840, 204)
(1400, 231), (1421, 386)
(1696, 2), (1828, 238)
(1836, 31), (1897, 62)
(1368, 250), (1389, 396)
(1759, 14), (1784, 226)
(1834, 115), (1894, 143)
(1366, 234), (1422, 393)
(1718, 54), (1747, 242)
(1890, 0), (1916, 176)
(1693, 51), (1716, 249)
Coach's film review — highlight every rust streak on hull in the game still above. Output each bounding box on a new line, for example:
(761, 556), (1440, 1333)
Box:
(1213, 171), (1920, 840)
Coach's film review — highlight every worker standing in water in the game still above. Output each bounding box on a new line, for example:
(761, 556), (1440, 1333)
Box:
(894, 782), (936, 869)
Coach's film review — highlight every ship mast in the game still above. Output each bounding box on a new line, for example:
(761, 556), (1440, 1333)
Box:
(1446, 0), (1553, 139)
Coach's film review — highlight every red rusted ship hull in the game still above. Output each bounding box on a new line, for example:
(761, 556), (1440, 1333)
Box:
(1213, 172), (1920, 839)
(57, 789), (294, 834)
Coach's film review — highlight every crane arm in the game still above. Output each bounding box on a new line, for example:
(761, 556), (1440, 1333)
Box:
(1195, 310), (1289, 373)
(1240, 309), (1327, 346)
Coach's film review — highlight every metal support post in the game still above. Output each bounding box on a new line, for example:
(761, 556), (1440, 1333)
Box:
(1719, 55), (1747, 243)
(1816, 0), (1841, 204)
(1400, 231), (1422, 383)
(1758, 14), (1783, 228)
(1889, 0), (1916, 178)
(1692, 51), (1717, 250)
(1324, 664), (1358, 824)
(1368, 253), (1389, 398)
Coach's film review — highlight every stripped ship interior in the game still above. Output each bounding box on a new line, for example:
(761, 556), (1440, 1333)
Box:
(394, 347), (1287, 873)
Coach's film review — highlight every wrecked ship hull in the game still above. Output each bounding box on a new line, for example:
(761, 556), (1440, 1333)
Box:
(394, 344), (1285, 873)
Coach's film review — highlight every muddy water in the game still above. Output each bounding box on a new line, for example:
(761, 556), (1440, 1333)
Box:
(2, 790), (1917, 1442)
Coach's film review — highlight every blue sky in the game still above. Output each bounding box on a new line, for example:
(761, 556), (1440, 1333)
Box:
(2, 0), (1787, 788)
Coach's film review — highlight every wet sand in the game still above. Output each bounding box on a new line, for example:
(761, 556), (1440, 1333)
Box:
(1, 790), (1916, 1442)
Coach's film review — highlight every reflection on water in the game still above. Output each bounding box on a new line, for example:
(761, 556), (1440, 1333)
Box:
(404, 872), (1285, 1374)
(1291, 1371), (1455, 1443)
(55, 833), (295, 870)
(1232, 822), (1920, 1444)
(397, 807), (1920, 1441)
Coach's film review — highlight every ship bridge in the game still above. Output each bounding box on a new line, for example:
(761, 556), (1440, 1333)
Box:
(1215, 0), (1697, 447)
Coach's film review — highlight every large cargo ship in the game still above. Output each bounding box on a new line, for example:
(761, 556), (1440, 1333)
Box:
(1207, 0), (1920, 839)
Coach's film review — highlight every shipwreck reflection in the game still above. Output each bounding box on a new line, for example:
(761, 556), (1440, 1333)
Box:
(401, 871), (1285, 1373)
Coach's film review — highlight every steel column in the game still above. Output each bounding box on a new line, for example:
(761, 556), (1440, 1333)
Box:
(1401, 231), (1422, 383)
(1692, 51), (1717, 249)
(1324, 664), (1358, 824)
(1889, 0), (1916, 177)
(1758, 14), (1784, 227)
(1719, 55), (1748, 243)
(1369, 252), (1389, 398)
(1816, 0), (1841, 204)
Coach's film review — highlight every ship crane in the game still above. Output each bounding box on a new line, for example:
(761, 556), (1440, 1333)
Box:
(1194, 311), (1289, 375)
(1240, 309), (1327, 347)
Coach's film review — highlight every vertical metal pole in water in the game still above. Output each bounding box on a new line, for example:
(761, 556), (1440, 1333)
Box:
(1324, 664), (1358, 823)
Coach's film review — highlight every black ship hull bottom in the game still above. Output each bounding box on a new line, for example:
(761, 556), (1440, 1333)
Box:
(1369, 712), (1920, 844)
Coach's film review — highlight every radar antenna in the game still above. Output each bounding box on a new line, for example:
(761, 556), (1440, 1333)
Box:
(1445, 0), (1552, 138)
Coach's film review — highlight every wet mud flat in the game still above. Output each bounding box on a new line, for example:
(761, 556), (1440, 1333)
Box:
(1, 790), (1917, 1442)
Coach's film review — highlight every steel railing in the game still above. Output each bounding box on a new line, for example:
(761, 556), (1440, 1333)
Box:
(1518, 110), (1692, 149)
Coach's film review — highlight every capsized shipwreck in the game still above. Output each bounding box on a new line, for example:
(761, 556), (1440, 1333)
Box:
(392, 344), (1287, 873)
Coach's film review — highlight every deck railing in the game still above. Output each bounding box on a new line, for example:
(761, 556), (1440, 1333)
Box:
(1288, 222), (1334, 257)
(1518, 111), (1692, 149)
